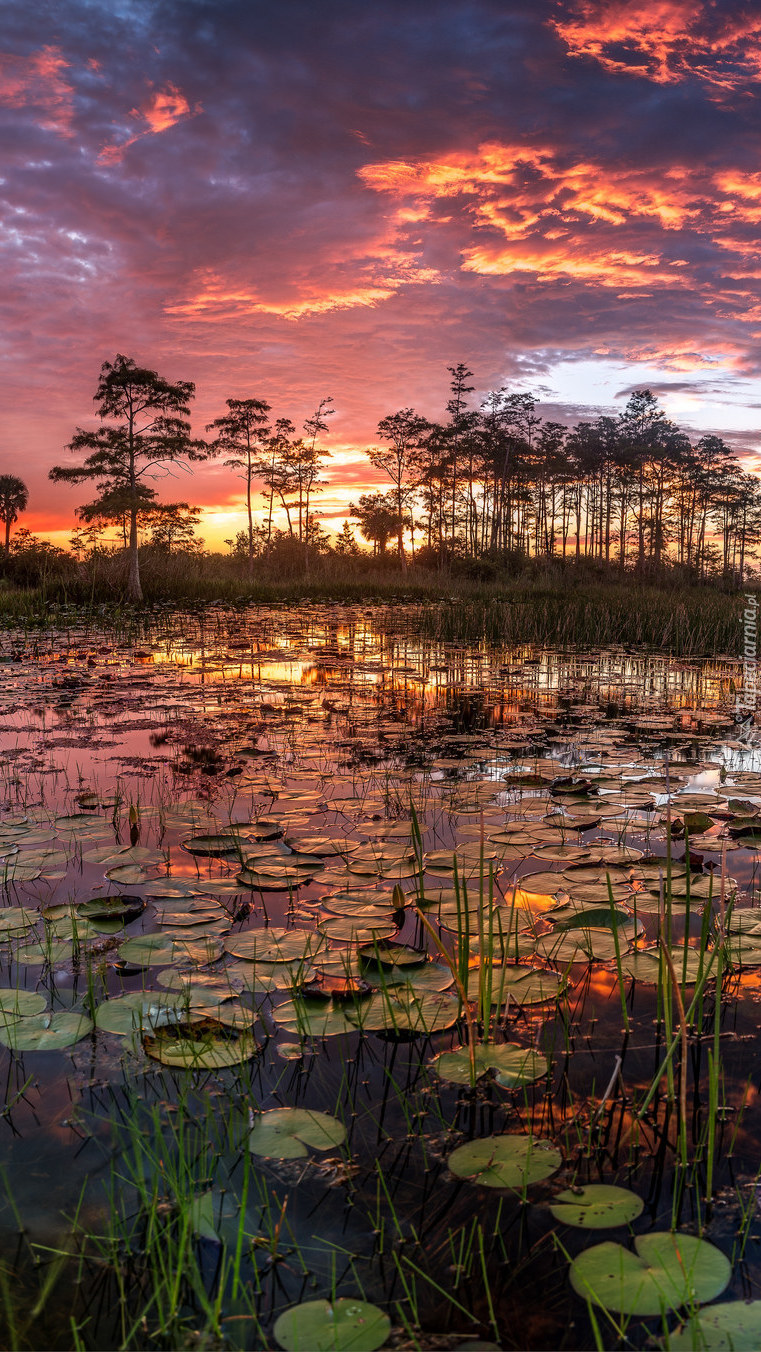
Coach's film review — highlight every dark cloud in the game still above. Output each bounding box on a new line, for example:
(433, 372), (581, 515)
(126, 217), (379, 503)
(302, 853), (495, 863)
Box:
(1, 0), (761, 538)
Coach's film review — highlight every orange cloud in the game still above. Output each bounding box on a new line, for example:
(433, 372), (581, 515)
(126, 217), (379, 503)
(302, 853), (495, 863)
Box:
(0, 45), (75, 136)
(98, 83), (198, 165)
(167, 244), (439, 322)
(167, 277), (399, 320)
(358, 141), (761, 297)
(550, 1), (761, 94)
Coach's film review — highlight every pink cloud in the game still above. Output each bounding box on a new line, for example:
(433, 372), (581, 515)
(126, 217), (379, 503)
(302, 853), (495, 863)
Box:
(550, 1), (761, 95)
(98, 83), (198, 165)
(0, 45), (75, 136)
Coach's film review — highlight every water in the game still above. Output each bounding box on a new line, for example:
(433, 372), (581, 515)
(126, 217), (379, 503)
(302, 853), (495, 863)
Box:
(0, 604), (759, 1350)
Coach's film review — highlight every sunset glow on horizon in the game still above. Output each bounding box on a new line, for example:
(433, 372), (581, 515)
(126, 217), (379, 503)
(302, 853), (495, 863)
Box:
(3, 0), (761, 550)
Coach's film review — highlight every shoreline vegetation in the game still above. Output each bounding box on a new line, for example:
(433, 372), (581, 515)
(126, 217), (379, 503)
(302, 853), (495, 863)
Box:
(0, 552), (749, 656)
(0, 356), (755, 655)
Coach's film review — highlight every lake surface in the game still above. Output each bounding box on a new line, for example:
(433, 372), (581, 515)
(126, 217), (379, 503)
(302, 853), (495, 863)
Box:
(0, 604), (760, 1350)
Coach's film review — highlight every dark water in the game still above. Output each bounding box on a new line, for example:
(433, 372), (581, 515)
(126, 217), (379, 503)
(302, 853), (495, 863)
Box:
(0, 605), (759, 1350)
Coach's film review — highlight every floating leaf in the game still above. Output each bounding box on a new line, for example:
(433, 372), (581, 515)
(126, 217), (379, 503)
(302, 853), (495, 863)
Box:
(0, 1010), (93, 1051)
(569, 1232), (731, 1316)
(273, 1298), (390, 1352)
(448, 1135), (561, 1190)
(357, 940), (427, 968)
(275, 997), (360, 1038)
(16, 941), (71, 966)
(77, 894), (145, 923)
(430, 1043), (545, 1087)
(224, 928), (327, 963)
(0, 989), (47, 1020)
(95, 991), (189, 1036)
(144, 1018), (259, 1068)
(667, 1301), (761, 1350)
(189, 1191), (219, 1241)
(0, 908), (38, 937)
(354, 989), (460, 1034)
(549, 1184), (644, 1229)
(248, 1108), (346, 1159)
(182, 835), (243, 856)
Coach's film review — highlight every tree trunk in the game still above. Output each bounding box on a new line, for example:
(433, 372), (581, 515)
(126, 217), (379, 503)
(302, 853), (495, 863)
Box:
(127, 503), (143, 602)
(247, 460), (255, 578)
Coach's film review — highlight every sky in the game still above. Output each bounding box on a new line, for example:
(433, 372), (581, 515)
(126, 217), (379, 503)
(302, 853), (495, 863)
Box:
(4, 0), (761, 548)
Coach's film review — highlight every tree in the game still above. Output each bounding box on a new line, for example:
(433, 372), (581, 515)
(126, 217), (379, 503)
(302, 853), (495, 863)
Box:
(349, 492), (400, 556)
(371, 409), (429, 568)
(207, 398), (271, 576)
(50, 355), (203, 601)
(0, 475), (28, 555)
(147, 502), (203, 554)
(75, 481), (157, 548)
(333, 519), (360, 555)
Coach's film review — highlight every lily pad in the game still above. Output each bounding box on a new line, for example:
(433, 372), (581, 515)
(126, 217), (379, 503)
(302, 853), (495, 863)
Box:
(0, 1010), (93, 1050)
(448, 1135), (562, 1191)
(273, 1298), (390, 1352)
(569, 1232), (731, 1316)
(248, 1108), (346, 1159)
(182, 835), (243, 856)
(667, 1301), (761, 1350)
(430, 1043), (545, 1087)
(95, 991), (190, 1036)
(143, 1019), (259, 1068)
(224, 928), (327, 963)
(353, 989), (460, 1034)
(275, 997), (358, 1038)
(77, 895), (146, 923)
(0, 908), (38, 937)
(549, 1184), (644, 1229)
(0, 989), (48, 1020)
(357, 940), (427, 968)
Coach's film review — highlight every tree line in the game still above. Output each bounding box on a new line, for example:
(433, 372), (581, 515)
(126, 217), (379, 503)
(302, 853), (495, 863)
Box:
(1, 354), (759, 601)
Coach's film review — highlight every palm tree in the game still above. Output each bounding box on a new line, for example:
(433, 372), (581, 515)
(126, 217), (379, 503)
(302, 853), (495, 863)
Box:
(0, 476), (28, 554)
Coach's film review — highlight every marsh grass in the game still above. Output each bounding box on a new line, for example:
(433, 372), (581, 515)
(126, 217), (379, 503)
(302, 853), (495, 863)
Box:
(0, 563), (748, 656)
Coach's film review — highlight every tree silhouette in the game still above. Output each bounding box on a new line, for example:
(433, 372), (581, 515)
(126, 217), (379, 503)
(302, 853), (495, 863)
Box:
(207, 398), (271, 576)
(148, 503), (203, 554)
(371, 409), (429, 568)
(349, 492), (400, 556)
(0, 475), (28, 555)
(50, 355), (204, 601)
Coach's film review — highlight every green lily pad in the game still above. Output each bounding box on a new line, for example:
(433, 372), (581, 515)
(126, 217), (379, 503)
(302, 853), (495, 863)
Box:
(224, 928), (327, 963)
(569, 1232), (731, 1316)
(667, 1301), (761, 1350)
(549, 1184), (644, 1229)
(117, 933), (178, 966)
(0, 989), (47, 1020)
(430, 1043), (546, 1087)
(0, 908), (38, 937)
(248, 1108), (346, 1159)
(189, 1190), (219, 1241)
(624, 948), (707, 984)
(143, 1019), (259, 1068)
(95, 991), (190, 1036)
(182, 835), (243, 856)
(535, 930), (621, 964)
(77, 895), (145, 923)
(275, 997), (360, 1038)
(317, 916), (397, 943)
(352, 989), (460, 1034)
(273, 1298), (391, 1352)
(0, 1010), (93, 1050)
(357, 940), (427, 967)
(16, 941), (71, 966)
(448, 1135), (562, 1191)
